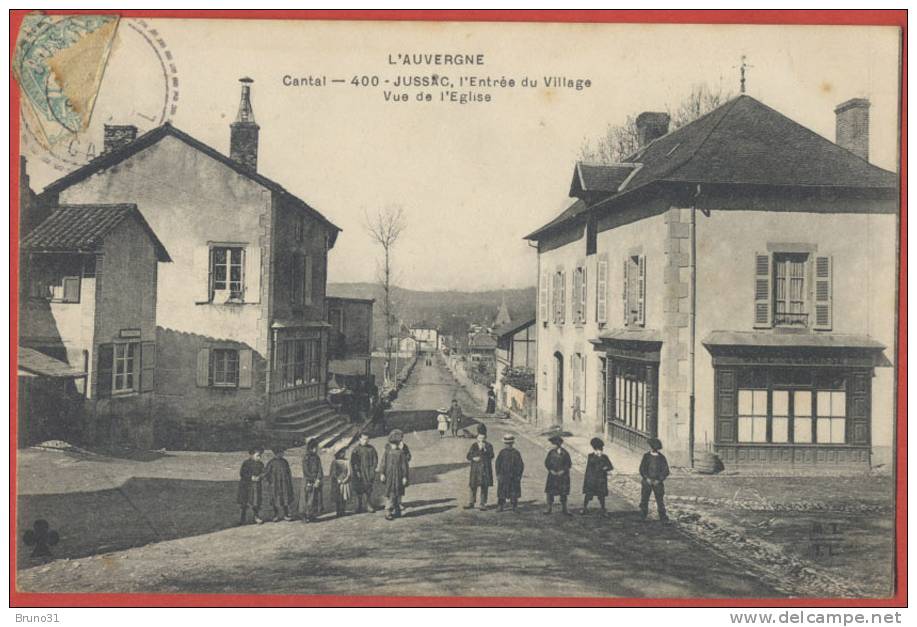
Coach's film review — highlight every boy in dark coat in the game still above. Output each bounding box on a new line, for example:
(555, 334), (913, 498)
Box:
(350, 432), (379, 513)
(464, 431), (495, 510)
(263, 447), (295, 521)
(449, 398), (463, 436)
(495, 434), (524, 511)
(379, 429), (411, 520)
(485, 387), (496, 414)
(299, 438), (324, 522)
(582, 437), (614, 515)
(544, 435), (573, 515)
(237, 447), (264, 525)
(639, 437), (670, 522)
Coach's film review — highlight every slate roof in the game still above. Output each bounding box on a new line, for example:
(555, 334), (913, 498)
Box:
(469, 332), (498, 349)
(570, 163), (637, 196)
(18, 347), (86, 378)
(39, 123), (341, 242)
(526, 95), (898, 240)
(494, 316), (536, 340)
(21, 204), (171, 261)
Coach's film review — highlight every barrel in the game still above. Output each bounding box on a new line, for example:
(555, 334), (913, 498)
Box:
(694, 450), (722, 474)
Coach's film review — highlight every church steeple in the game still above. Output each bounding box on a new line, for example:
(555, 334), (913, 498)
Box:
(494, 294), (512, 328)
(230, 77), (259, 171)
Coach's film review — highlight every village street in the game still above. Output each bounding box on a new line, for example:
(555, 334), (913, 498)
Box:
(16, 357), (786, 599)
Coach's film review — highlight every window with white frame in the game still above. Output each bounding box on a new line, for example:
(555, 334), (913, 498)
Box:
(211, 246), (244, 300)
(211, 348), (240, 387)
(612, 360), (648, 433)
(113, 342), (139, 394)
(754, 250), (833, 330)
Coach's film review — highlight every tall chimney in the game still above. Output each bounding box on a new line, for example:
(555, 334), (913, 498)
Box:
(635, 111), (670, 148)
(230, 77), (259, 171)
(835, 98), (870, 162)
(103, 124), (138, 154)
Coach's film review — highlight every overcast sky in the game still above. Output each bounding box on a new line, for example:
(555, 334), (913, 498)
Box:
(24, 19), (901, 291)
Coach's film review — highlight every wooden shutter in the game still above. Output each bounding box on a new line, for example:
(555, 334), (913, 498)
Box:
(559, 271), (566, 324)
(96, 344), (114, 399)
(813, 255), (833, 330)
(636, 255), (646, 327)
(140, 342), (156, 392)
(580, 267), (587, 323)
(715, 368), (737, 443)
(553, 272), (560, 323)
(848, 370), (870, 445)
(303, 255), (313, 305)
(244, 246), (261, 303)
(539, 270), (548, 323)
(753, 252), (772, 328)
(196, 347), (210, 387)
(596, 258), (608, 323)
(238, 348), (254, 388)
(622, 257), (630, 326)
(62, 276), (81, 303)
(193, 245), (212, 303)
(572, 268), (581, 323)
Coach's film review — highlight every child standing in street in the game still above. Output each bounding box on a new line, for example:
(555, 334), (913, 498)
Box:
(582, 437), (614, 515)
(639, 437), (670, 522)
(299, 438), (324, 522)
(237, 447), (264, 525)
(436, 408), (449, 438)
(544, 435), (573, 516)
(263, 447), (295, 522)
(495, 434), (524, 512)
(330, 447), (353, 517)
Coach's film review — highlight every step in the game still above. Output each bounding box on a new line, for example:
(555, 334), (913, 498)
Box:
(273, 406), (337, 429)
(272, 412), (343, 437)
(273, 398), (327, 421)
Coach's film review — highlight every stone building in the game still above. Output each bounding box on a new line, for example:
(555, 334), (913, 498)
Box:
(525, 95), (897, 469)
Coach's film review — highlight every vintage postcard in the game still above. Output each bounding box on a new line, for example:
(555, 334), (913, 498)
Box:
(10, 10), (906, 608)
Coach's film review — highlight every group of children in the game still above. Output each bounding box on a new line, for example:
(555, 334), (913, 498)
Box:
(237, 437), (359, 525)
(239, 423), (670, 525)
(462, 424), (670, 520)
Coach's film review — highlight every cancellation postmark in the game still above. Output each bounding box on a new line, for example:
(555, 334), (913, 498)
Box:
(14, 13), (180, 172)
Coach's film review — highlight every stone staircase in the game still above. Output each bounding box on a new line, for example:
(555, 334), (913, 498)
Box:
(265, 399), (356, 449)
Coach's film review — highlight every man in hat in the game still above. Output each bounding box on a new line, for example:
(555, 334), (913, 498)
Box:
(299, 438), (324, 522)
(262, 446), (295, 521)
(350, 432), (379, 513)
(465, 431), (494, 510)
(639, 437), (670, 521)
(379, 429), (411, 520)
(449, 398), (463, 437)
(495, 434), (524, 511)
(543, 435), (573, 515)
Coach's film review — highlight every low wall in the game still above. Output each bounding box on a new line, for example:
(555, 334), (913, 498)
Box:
(446, 355), (489, 410)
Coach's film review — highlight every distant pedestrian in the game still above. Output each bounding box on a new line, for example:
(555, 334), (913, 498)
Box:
(639, 438), (670, 522)
(299, 438), (324, 522)
(379, 429), (411, 520)
(495, 434), (524, 512)
(485, 387), (496, 414)
(543, 435), (572, 516)
(436, 407), (449, 438)
(449, 398), (463, 437)
(582, 437), (614, 515)
(465, 431), (494, 510)
(263, 447), (295, 521)
(237, 447), (264, 525)
(350, 432), (379, 513)
(330, 447), (352, 518)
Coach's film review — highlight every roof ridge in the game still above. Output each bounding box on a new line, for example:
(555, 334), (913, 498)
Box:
(661, 95), (745, 182)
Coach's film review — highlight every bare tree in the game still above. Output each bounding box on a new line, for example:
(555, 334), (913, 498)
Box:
(364, 205), (407, 385)
(579, 83), (733, 164)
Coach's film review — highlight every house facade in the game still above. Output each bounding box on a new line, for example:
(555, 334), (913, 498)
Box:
(495, 317), (537, 420)
(526, 96), (897, 469)
(410, 327), (439, 353)
(19, 204), (170, 446)
(326, 295), (374, 381)
(34, 79), (342, 436)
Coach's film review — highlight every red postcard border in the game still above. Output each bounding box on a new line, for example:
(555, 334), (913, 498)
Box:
(8, 8), (908, 609)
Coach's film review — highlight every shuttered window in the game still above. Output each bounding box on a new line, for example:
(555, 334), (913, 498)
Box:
(197, 347), (253, 389)
(623, 255), (646, 327)
(573, 265), (586, 324)
(539, 270), (549, 324)
(596, 258), (608, 324)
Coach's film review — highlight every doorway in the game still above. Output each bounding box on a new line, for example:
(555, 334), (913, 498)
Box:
(554, 351), (564, 424)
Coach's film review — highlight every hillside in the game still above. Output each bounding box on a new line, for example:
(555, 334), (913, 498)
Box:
(327, 282), (536, 349)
